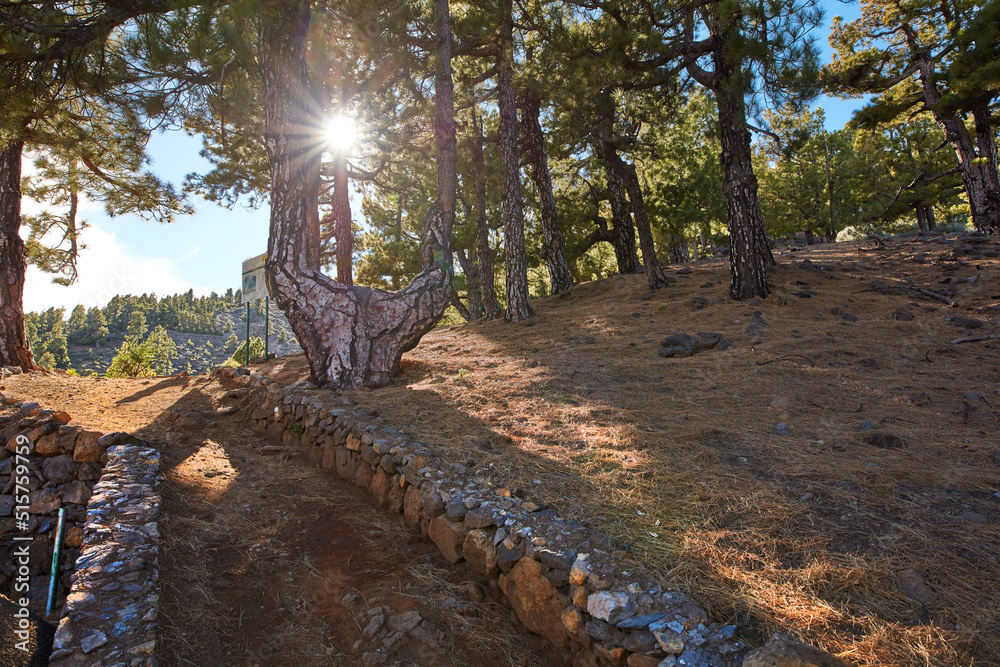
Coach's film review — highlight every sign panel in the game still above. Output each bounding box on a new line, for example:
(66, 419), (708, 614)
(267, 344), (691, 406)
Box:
(241, 253), (269, 303)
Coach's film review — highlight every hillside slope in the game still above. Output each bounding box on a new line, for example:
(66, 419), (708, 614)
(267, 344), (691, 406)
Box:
(260, 233), (999, 666)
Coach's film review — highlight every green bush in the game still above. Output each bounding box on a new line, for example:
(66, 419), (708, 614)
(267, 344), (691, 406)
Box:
(105, 338), (155, 378)
(228, 336), (266, 365)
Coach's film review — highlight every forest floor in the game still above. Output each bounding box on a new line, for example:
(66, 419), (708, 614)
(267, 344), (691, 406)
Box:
(264, 233), (1000, 667)
(4, 233), (999, 666)
(0, 373), (554, 666)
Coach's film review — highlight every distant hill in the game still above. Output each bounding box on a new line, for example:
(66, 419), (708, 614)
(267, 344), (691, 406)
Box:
(25, 290), (303, 376)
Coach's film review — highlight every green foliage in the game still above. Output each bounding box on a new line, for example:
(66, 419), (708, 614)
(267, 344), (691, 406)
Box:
(126, 310), (148, 339)
(228, 336), (266, 365)
(105, 338), (155, 378)
(145, 326), (178, 375)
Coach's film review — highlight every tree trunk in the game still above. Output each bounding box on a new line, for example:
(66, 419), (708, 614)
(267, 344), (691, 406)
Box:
(603, 162), (642, 274)
(455, 247), (483, 318)
(917, 60), (1000, 232)
(668, 232), (688, 263)
(603, 142), (669, 288)
(472, 106), (503, 319)
(332, 151), (353, 284)
(916, 203), (936, 232)
(0, 138), (34, 369)
(259, 0), (451, 389)
(804, 228), (815, 245)
(521, 93), (573, 294)
(714, 73), (774, 299)
(498, 0), (532, 322)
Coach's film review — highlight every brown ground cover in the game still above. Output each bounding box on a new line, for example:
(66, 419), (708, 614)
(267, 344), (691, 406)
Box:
(262, 236), (999, 666)
(2, 373), (553, 666)
(5, 234), (999, 666)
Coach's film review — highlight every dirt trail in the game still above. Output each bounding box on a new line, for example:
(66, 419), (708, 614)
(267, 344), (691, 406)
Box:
(2, 373), (552, 667)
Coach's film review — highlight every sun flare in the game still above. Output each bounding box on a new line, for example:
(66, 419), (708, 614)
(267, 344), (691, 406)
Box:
(324, 116), (359, 152)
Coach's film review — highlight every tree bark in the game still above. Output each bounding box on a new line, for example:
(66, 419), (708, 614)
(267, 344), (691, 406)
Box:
(471, 106), (502, 319)
(603, 162), (642, 274)
(668, 232), (688, 263)
(331, 151), (353, 284)
(498, 0), (532, 322)
(916, 60), (1000, 232)
(714, 74), (774, 299)
(259, 0), (451, 389)
(521, 92), (573, 294)
(602, 142), (669, 288)
(455, 246), (483, 319)
(0, 138), (34, 369)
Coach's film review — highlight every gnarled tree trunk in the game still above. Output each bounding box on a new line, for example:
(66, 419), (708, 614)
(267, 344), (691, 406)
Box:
(259, 0), (452, 389)
(0, 138), (34, 369)
(498, 0), (532, 322)
(455, 247), (483, 319)
(521, 92), (573, 295)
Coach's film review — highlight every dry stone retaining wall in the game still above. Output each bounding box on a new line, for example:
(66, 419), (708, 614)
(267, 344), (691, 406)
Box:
(0, 395), (162, 667)
(241, 369), (748, 667)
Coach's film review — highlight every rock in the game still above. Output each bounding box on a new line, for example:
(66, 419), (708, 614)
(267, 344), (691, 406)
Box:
(498, 557), (570, 648)
(693, 332), (731, 351)
(35, 431), (73, 456)
(569, 555), (591, 586)
(587, 591), (635, 624)
(43, 455), (77, 484)
(958, 511), (988, 524)
(951, 316), (983, 329)
(561, 607), (587, 640)
(743, 633), (849, 667)
(403, 485), (422, 528)
(80, 630), (108, 654)
(427, 515), (465, 563)
(893, 308), (914, 321)
(19, 402), (40, 413)
(653, 628), (685, 654)
(28, 488), (60, 514)
(497, 538), (522, 572)
(898, 569), (933, 606)
(0, 495), (14, 516)
(464, 505), (496, 528)
(623, 630), (658, 653)
(616, 612), (669, 629)
(858, 420), (875, 432)
(445, 495), (468, 520)
(658, 334), (696, 358)
(627, 655), (662, 667)
(585, 618), (615, 642)
(60, 480), (91, 505)
(677, 266), (692, 275)
(63, 525), (84, 548)
(769, 396), (789, 410)
(775, 423), (792, 436)
(464, 529), (499, 576)
(73, 430), (105, 463)
(386, 610), (422, 634)
(692, 297), (709, 309)
(52, 411), (71, 424)
(841, 313), (858, 322)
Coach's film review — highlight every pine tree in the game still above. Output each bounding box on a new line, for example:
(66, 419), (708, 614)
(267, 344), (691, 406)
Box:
(126, 311), (147, 340)
(144, 326), (177, 376)
(86, 306), (109, 349)
(66, 305), (86, 344)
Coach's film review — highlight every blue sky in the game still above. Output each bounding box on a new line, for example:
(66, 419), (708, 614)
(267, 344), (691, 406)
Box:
(22, 0), (866, 313)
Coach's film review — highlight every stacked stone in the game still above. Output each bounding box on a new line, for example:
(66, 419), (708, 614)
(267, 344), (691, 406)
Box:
(0, 400), (108, 611)
(245, 373), (747, 667)
(49, 444), (162, 667)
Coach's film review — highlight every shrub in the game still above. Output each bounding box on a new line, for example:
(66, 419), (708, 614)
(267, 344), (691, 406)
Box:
(105, 338), (155, 378)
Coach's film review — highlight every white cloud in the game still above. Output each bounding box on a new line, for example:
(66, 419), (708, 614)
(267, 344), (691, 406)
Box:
(22, 223), (202, 313)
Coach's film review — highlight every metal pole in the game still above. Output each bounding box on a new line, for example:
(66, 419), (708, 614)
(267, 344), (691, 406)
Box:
(264, 296), (269, 360)
(46, 507), (67, 616)
(245, 302), (251, 365)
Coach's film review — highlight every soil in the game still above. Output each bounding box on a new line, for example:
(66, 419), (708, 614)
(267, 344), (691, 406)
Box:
(6, 233), (1000, 667)
(0, 373), (553, 666)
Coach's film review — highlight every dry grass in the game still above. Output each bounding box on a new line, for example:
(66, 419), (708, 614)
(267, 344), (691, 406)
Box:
(256, 236), (1000, 666)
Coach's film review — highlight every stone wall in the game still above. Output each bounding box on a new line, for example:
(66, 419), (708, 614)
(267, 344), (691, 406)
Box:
(240, 369), (747, 667)
(0, 396), (162, 667)
(0, 400), (108, 614)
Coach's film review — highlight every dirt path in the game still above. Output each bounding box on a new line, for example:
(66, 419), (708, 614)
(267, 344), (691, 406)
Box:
(2, 373), (552, 667)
